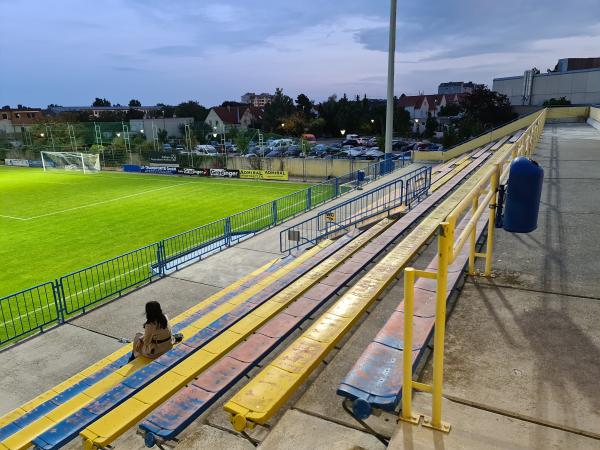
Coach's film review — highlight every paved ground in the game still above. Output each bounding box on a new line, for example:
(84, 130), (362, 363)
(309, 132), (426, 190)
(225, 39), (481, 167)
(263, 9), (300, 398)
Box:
(0, 163), (420, 415)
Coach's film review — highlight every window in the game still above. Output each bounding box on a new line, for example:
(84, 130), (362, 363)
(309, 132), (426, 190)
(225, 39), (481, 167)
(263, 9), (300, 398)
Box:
(1, 113), (7, 119)
(27, 113), (34, 118)
(15, 113), (20, 119)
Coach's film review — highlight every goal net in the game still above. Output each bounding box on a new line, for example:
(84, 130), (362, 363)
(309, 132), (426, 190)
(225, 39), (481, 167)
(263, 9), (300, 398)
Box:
(41, 152), (101, 173)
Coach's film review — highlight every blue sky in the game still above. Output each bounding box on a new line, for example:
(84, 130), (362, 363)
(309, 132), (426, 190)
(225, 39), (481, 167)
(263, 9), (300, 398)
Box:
(1, 0), (599, 107)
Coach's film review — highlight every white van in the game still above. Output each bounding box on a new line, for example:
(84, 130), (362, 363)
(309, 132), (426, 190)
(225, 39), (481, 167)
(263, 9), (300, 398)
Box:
(193, 145), (218, 156)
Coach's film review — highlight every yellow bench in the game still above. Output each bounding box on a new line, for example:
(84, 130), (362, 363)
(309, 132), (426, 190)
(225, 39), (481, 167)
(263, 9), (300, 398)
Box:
(1, 247), (326, 450)
(79, 220), (392, 450)
(224, 144), (516, 430)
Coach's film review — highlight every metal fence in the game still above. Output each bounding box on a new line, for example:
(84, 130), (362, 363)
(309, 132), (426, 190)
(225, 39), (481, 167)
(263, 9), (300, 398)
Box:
(280, 166), (432, 252)
(0, 155), (410, 348)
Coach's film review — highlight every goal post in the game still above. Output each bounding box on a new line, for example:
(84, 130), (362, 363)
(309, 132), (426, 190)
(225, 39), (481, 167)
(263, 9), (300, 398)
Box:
(40, 151), (101, 173)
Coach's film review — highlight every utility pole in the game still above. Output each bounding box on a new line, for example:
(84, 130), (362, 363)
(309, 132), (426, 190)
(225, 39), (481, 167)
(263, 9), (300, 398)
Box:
(384, 0), (397, 171)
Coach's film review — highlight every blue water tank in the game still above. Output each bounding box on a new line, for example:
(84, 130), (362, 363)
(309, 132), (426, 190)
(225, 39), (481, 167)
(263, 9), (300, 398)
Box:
(503, 157), (544, 233)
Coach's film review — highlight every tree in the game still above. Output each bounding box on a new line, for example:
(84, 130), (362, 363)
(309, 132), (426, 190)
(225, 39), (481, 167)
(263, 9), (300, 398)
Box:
(128, 99), (141, 107)
(262, 88), (294, 132)
(296, 93), (313, 116)
(157, 129), (168, 143)
(457, 86), (517, 138)
(438, 103), (463, 117)
(543, 97), (571, 106)
(442, 125), (460, 148)
(424, 114), (439, 138)
(92, 97), (111, 107)
(175, 101), (208, 122)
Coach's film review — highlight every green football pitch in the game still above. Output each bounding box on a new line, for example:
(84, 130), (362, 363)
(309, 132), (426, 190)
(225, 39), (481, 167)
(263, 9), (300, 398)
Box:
(0, 166), (314, 298)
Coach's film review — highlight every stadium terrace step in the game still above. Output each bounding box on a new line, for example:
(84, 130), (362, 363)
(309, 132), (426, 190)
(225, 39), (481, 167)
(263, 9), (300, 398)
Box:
(0, 256), (291, 433)
(222, 144), (506, 431)
(29, 222), (385, 450)
(136, 218), (407, 445)
(337, 209), (489, 419)
(1, 243), (331, 450)
(74, 221), (393, 450)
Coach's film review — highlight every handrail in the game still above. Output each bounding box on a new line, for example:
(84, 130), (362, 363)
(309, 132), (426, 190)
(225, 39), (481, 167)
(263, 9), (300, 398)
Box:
(400, 108), (547, 432)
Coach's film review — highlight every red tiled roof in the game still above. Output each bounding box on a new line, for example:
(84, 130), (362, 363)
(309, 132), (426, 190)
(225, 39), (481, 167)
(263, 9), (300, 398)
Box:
(212, 106), (248, 124)
(397, 95), (427, 109)
(425, 94), (445, 111)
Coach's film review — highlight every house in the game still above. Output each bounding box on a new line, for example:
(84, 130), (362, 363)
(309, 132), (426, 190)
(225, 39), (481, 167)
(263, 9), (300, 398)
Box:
(204, 106), (264, 130)
(0, 107), (44, 133)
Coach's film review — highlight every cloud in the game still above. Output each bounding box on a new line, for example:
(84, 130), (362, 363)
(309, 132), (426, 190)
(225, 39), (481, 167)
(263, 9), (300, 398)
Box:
(1, 0), (599, 106)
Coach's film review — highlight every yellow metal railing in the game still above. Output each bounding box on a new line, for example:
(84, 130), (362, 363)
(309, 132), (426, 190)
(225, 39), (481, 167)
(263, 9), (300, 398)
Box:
(400, 108), (547, 432)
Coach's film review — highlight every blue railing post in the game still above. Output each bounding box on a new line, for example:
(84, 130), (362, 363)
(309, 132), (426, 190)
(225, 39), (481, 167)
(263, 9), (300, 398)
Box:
(224, 217), (232, 246)
(156, 242), (166, 277)
(53, 279), (65, 323)
(335, 177), (339, 197)
(272, 200), (278, 225)
(306, 188), (312, 211)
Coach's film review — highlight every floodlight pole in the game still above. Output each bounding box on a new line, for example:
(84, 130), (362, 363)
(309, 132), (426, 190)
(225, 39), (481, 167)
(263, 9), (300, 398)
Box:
(384, 0), (397, 160)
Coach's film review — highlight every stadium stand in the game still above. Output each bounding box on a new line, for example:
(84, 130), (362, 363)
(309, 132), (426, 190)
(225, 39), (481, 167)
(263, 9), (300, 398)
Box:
(135, 146), (493, 446)
(30, 220), (391, 449)
(222, 137), (520, 431)
(337, 208), (490, 419)
(0, 133), (525, 450)
(0, 241), (333, 449)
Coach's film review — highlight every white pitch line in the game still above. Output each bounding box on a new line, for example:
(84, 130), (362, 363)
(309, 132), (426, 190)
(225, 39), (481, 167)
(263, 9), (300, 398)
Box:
(14, 182), (194, 221)
(0, 214), (28, 221)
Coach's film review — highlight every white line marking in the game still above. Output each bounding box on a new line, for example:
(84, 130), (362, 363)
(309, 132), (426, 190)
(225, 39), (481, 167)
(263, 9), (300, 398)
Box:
(0, 214), (28, 221)
(11, 182), (195, 221)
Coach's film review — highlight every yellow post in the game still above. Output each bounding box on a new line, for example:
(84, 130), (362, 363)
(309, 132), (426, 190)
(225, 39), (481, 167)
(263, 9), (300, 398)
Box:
(400, 267), (419, 424)
(483, 165), (500, 276)
(468, 195), (479, 275)
(422, 222), (451, 433)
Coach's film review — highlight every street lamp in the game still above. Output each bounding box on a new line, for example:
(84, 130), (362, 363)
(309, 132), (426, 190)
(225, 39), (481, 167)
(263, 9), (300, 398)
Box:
(40, 133), (44, 137)
(281, 123), (285, 129)
(212, 133), (218, 138)
(340, 129), (346, 136)
(140, 129), (144, 134)
(116, 132), (121, 137)
(370, 119), (375, 124)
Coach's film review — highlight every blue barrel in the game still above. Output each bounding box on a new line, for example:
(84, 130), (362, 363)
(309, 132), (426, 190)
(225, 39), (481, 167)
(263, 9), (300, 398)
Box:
(503, 157), (544, 233)
(357, 170), (365, 182)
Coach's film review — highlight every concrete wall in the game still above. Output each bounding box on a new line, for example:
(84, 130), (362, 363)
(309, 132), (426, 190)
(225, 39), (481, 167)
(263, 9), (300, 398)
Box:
(493, 69), (600, 106)
(130, 118), (193, 139)
(588, 106), (600, 130)
(226, 157), (373, 178)
(413, 106), (592, 162)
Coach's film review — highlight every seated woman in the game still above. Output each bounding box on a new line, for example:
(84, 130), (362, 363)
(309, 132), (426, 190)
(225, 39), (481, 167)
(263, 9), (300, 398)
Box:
(129, 301), (173, 362)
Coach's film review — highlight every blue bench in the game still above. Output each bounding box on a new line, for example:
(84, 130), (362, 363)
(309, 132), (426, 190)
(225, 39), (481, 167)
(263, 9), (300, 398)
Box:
(31, 234), (356, 450)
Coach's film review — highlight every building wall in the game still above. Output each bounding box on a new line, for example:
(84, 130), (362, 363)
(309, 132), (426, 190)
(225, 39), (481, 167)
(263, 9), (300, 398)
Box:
(130, 117), (193, 139)
(493, 69), (600, 106)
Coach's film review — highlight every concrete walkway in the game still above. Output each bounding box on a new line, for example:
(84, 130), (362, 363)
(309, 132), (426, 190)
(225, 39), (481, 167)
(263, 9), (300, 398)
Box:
(0, 163), (421, 416)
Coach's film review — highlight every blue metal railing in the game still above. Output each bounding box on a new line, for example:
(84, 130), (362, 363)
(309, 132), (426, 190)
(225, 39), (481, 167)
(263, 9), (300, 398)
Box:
(280, 166), (431, 252)
(0, 155), (410, 348)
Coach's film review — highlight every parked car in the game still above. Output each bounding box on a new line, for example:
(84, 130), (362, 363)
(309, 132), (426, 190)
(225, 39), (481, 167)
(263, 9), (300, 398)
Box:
(301, 133), (317, 145)
(364, 149), (384, 159)
(175, 145), (185, 153)
(284, 145), (302, 157)
(243, 153), (258, 158)
(162, 143), (173, 151)
(266, 149), (285, 157)
(194, 145), (218, 156)
(342, 139), (360, 147)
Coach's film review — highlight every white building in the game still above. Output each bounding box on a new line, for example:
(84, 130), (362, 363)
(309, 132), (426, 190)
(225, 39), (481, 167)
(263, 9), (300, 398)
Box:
(493, 58), (600, 106)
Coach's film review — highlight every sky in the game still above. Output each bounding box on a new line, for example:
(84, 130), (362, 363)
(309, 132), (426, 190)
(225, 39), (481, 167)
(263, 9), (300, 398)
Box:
(1, 0), (599, 108)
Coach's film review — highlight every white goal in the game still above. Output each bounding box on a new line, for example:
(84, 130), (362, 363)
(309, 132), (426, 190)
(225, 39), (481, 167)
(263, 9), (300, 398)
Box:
(41, 151), (101, 174)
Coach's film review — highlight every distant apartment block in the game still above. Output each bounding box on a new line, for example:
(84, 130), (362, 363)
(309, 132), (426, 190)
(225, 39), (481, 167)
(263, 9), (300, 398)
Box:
(493, 57), (600, 106)
(438, 81), (483, 95)
(240, 92), (274, 107)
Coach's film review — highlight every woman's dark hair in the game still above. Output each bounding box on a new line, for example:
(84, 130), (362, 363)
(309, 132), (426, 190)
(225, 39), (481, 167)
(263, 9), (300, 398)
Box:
(145, 301), (168, 329)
